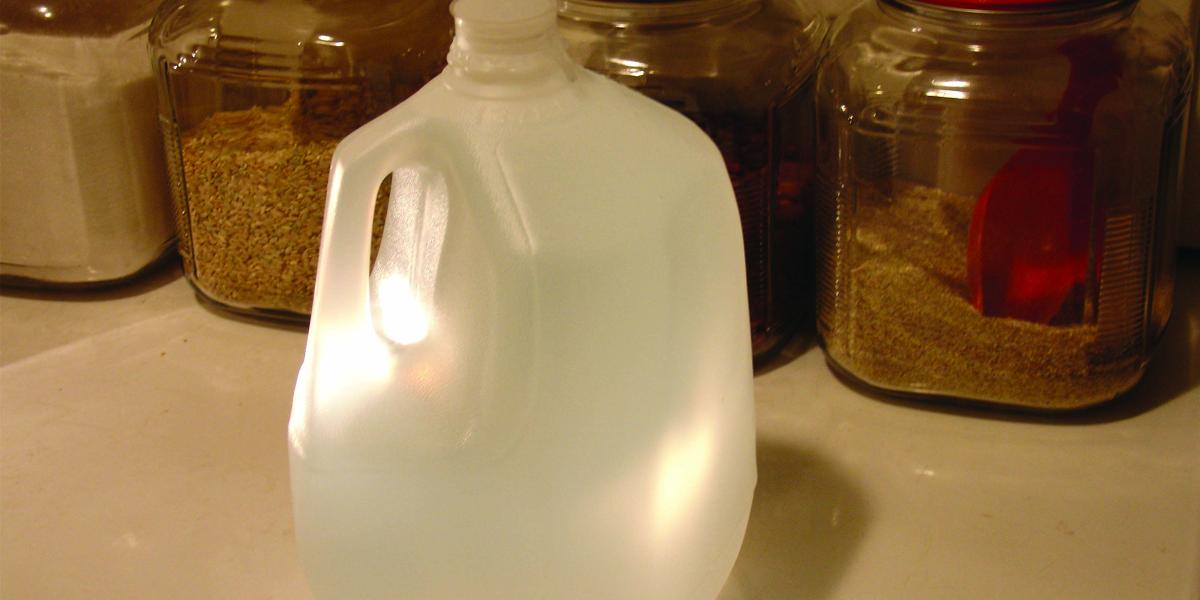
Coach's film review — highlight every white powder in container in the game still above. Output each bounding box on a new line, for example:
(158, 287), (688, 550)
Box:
(0, 23), (173, 284)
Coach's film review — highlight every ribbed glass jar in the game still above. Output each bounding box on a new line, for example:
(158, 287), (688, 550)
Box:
(0, 0), (174, 287)
(150, 0), (452, 320)
(559, 0), (827, 365)
(815, 0), (1192, 409)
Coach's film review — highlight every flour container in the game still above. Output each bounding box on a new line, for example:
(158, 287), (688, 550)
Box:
(288, 0), (757, 598)
(0, 0), (174, 286)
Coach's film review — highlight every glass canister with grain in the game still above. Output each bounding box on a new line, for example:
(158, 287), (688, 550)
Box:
(815, 0), (1192, 409)
(150, 0), (452, 320)
(558, 0), (828, 366)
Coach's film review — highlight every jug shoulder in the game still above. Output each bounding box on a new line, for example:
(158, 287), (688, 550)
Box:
(576, 70), (725, 161)
(362, 69), (724, 164)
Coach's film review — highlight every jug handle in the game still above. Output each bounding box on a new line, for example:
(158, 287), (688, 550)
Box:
(309, 119), (433, 339)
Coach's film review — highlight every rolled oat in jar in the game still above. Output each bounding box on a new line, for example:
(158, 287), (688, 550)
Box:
(151, 0), (452, 320)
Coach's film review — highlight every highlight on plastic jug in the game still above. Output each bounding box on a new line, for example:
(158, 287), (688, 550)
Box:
(288, 0), (757, 598)
(814, 0), (1193, 410)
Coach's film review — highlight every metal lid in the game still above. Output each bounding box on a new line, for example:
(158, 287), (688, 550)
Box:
(0, 0), (159, 37)
(905, 0), (1114, 11)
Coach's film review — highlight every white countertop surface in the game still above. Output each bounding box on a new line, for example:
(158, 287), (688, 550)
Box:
(3, 255), (1198, 599)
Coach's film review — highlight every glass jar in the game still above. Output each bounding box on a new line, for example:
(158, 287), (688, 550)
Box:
(815, 0), (1192, 409)
(558, 0), (828, 365)
(150, 0), (452, 320)
(1181, 0), (1199, 248)
(0, 1), (174, 287)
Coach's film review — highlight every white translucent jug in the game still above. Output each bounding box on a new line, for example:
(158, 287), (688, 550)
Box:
(288, 1), (756, 597)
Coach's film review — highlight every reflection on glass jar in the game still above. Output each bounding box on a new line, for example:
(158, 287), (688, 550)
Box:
(150, 0), (452, 320)
(559, 0), (828, 365)
(815, 0), (1192, 409)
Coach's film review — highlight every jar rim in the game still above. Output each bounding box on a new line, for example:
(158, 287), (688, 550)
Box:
(881, 0), (1135, 25)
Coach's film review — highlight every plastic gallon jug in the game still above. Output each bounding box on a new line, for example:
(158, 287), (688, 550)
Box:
(287, 1), (757, 598)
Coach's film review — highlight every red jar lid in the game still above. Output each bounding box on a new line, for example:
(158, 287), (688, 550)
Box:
(910, 0), (1112, 10)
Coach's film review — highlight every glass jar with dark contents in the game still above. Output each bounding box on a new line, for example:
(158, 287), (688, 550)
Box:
(558, 0), (828, 366)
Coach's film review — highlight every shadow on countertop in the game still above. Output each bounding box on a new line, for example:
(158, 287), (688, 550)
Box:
(0, 252), (311, 334)
(0, 252), (182, 302)
(721, 439), (871, 600)
(755, 325), (818, 376)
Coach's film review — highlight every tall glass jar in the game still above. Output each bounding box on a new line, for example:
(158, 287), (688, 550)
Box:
(150, 0), (452, 320)
(558, 0), (827, 365)
(815, 0), (1192, 409)
(0, 1), (174, 287)
(1181, 0), (1199, 248)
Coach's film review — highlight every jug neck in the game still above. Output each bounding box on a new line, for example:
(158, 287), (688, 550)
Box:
(445, 0), (576, 98)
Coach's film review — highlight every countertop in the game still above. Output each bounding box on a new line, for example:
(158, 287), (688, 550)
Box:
(3, 254), (1198, 599)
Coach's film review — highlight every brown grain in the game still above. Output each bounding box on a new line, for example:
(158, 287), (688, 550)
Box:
(179, 95), (387, 316)
(822, 183), (1138, 409)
